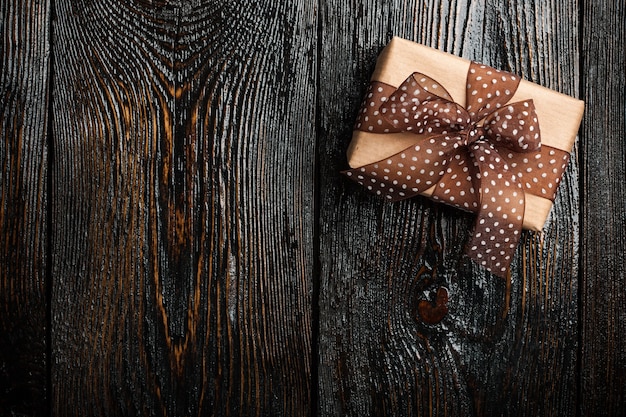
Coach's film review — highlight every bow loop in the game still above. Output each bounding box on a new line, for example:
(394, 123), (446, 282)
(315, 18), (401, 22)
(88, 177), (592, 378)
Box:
(379, 73), (469, 134)
(482, 100), (541, 153)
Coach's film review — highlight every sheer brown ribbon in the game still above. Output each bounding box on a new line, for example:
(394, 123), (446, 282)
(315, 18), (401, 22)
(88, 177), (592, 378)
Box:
(344, 62), (542, 277)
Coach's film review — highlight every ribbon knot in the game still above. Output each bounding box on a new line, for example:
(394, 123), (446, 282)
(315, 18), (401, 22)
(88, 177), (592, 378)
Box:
(467, 126), (487, 145)
(345, 62), (542, 277)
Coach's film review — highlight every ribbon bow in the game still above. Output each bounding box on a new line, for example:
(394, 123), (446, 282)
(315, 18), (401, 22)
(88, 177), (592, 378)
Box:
(345, 62), (541, 277)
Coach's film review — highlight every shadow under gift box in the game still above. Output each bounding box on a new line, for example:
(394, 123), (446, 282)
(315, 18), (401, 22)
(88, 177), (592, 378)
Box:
(347, 37), (584, 232)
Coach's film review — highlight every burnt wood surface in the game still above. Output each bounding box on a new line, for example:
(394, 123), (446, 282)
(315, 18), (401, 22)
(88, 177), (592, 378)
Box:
(0, 0), (625, 416)
(0, 0), (50, 415)
(581, 1), (626, 415)
(49, 1), (315, 416)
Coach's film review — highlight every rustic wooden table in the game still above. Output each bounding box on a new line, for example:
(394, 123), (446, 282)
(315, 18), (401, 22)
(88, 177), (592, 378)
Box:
(1, 0), (624, 416)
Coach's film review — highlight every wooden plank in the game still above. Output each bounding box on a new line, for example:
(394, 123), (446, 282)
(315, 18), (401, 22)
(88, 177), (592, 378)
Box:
(50, 1), (315, 415)
(318, 1), (580, 415)
(580, 1), (626, 415)
(0, 0), (50, 414)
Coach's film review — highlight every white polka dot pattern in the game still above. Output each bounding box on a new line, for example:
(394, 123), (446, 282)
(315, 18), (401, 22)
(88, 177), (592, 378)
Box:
(344, 61), (555, 277)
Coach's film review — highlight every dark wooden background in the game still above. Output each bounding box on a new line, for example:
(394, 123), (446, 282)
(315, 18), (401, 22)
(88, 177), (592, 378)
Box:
(1, 0), (624, 416)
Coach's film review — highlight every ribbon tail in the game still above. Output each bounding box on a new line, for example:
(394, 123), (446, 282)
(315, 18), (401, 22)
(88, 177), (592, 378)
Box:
(430, 147), (480, 212)
(465, 144), (525, 277)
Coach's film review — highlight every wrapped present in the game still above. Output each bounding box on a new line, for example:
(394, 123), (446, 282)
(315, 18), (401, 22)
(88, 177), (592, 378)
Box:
(344, 37), (584, 277)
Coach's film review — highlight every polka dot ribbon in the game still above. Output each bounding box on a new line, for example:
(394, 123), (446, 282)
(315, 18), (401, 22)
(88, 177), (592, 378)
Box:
(345, 62), (543, 277)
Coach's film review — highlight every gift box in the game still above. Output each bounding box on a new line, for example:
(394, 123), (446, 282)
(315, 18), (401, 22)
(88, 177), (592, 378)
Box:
(345, 37), (584, 276)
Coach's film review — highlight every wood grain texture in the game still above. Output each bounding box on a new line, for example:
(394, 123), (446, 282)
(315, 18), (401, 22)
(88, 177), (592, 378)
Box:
(318, 1), (580, 415)
(50, 1), (315, 415)
(581, 0), (626, 415)
(0, 0), (50, 415)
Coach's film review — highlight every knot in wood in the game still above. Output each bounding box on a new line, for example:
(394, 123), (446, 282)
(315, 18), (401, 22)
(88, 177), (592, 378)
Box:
(417, 287), (449, 324)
